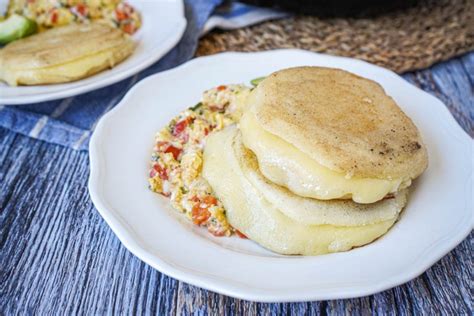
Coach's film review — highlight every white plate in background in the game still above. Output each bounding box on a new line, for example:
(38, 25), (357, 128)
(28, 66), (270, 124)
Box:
(88, 50), (473, 302)
(0, 0), (186, 105)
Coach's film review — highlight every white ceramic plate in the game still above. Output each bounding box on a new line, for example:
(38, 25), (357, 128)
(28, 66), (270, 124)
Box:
(0, 0), (186, 105)
(88, 50), (473, 302)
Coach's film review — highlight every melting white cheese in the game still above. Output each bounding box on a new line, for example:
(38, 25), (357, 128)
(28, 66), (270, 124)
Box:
(239, 111), (410, 204)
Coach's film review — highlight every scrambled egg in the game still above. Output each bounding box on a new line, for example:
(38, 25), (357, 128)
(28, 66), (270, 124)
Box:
(149, 84), (251, 237)
(7, 0), (141, 34)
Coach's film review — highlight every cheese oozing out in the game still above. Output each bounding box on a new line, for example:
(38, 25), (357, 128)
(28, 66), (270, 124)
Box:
(239, 110), (411, 204)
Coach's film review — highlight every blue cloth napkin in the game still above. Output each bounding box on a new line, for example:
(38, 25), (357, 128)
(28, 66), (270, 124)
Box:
(202, 1), (287, 34)
(0, 0), (284, 150)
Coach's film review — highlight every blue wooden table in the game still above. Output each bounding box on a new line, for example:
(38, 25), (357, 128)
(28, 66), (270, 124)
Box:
(1, 53), (472, 314)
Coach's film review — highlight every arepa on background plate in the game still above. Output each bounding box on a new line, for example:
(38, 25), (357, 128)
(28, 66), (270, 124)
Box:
(0, 23), (135, 86)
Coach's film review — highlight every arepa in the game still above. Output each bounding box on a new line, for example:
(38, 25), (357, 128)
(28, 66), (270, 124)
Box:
(203, 126), (407, 255)
(240, 67), (428, 203)
(0, 23), (135, 86)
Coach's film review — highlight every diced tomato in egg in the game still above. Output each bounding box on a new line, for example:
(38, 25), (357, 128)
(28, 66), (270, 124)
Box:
(165, 145), (182, 160)
(157, 141), (182, 160)
(122, 23), (136, 34)
(192, 204), (211, 226)
(203, 195), (217, 206)
(235, 230), (248, 239)
(150, 164), (168, 180)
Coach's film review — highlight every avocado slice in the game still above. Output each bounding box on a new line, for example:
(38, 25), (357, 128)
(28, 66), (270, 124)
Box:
(0, 14), (37, 45)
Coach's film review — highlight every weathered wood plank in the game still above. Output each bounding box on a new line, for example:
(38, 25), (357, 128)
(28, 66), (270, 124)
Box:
(403, 54), (473, 136)
(0, 132), (180, 315)
(0, 54), (473, 315)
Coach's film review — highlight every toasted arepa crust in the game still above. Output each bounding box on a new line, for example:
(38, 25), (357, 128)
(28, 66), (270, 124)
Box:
(250, 66), (428, 179)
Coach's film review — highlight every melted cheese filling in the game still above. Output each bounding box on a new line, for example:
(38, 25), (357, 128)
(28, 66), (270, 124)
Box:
(239, 111), (411, 204)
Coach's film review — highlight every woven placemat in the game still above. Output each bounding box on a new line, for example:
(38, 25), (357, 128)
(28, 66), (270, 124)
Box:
(197, 0), (474, 73)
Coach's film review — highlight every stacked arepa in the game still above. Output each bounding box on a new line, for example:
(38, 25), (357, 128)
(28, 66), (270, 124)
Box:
(203, 67), (428, 255)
